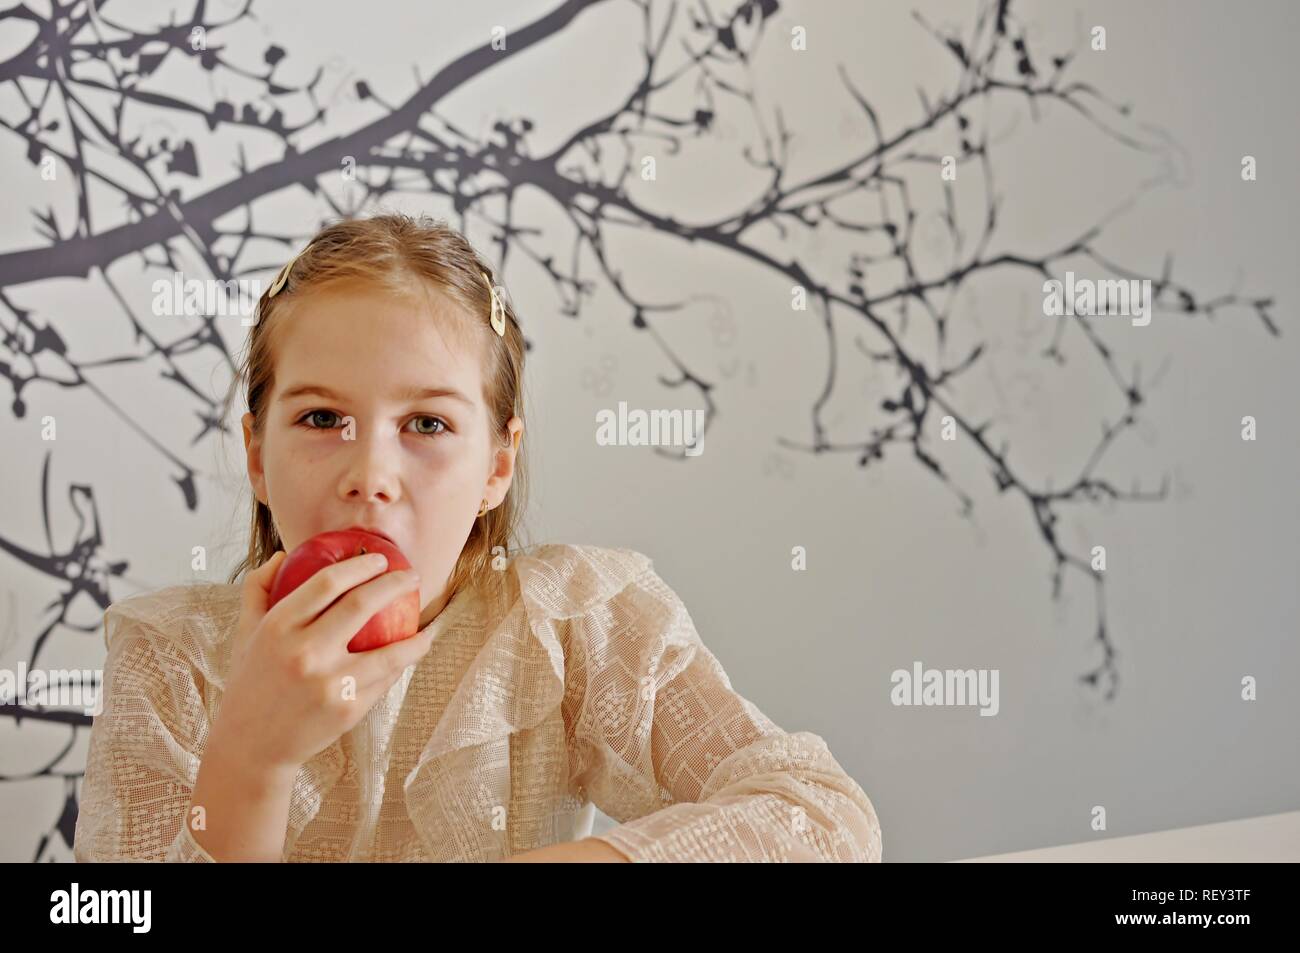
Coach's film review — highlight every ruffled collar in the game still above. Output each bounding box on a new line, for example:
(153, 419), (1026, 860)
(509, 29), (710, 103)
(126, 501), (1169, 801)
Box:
(397, 544), (653, 859)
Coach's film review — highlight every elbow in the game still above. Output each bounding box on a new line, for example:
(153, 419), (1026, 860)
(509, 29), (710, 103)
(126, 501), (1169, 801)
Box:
(775, 777), (884, 863)
(821, 777), (883, 862)
(843, 794), (884, 862)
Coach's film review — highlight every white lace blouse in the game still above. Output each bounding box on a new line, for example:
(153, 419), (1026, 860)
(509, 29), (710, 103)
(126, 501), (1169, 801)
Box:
(73, 543), (883, 862)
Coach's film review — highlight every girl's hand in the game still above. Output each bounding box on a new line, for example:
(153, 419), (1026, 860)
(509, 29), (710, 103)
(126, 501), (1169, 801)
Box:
(212, 549), (436, 776)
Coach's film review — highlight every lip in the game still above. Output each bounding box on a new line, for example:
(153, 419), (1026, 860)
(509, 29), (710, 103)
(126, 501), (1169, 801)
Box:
(343, 524), (395, 544)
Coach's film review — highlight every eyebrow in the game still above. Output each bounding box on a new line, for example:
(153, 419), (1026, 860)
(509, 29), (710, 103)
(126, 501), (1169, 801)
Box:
(278, 383), (475, 406)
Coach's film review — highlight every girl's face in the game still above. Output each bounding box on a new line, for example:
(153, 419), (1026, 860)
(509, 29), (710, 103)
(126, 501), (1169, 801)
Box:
(241, 278), (522, 627)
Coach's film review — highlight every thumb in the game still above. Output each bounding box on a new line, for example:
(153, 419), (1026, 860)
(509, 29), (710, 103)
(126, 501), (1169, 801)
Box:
(236, 551), (286, 656)
(257, 549), (287, 587)
(242, 550), (286, 610)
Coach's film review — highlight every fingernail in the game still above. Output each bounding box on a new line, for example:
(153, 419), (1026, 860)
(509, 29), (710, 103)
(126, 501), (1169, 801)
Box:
(366, 553), (388, 568)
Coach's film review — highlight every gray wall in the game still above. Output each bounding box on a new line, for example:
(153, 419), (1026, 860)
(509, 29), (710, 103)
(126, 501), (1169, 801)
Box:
(0, 0), (1295, 862)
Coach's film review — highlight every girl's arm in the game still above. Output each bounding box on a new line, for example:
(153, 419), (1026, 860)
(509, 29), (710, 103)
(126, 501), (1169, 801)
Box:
(74, 606), (278, 863)
(187, 723), (298, 862)
(498, 838), (630, 863)
(557, 564), (883, 863)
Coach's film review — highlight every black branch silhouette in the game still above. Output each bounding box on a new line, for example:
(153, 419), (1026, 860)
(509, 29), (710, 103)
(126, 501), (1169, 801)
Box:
(0, 0), (1277, 860)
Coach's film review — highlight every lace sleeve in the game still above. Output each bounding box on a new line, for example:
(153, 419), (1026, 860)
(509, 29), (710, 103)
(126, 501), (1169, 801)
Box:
(73, 605), (217, 863)
(565, 566), (883, 863)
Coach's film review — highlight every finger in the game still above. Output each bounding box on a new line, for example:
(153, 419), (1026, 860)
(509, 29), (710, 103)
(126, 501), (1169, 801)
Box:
(255, 550), (288, 587)
(304, 568), (422, 657)
(348, 622), (438, 693)
(269, 551), (393, 631)
(239, 550), (287, 625)
(234, 550), (287, 659)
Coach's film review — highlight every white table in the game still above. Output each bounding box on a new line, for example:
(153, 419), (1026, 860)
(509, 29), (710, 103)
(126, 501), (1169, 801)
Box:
(953, 809), (1300, 862)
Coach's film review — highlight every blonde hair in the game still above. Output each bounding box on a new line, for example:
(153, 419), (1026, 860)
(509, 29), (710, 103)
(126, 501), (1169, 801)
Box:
(220, 212), (531, 601)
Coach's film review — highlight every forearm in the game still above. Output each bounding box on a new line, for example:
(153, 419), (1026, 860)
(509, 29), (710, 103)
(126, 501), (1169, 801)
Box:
(501, 837), (631, 863)
(188, 728), (298, 862)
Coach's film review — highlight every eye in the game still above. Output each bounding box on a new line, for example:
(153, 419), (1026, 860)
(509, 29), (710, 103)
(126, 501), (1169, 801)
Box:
(405, 415), (450, 438)
(297, 409), (342, 430)
(294, 410), (451, 439)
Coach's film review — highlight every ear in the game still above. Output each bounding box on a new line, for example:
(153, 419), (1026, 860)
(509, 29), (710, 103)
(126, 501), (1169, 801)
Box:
(484, 416), (524, 506)
(242, 412), (269, 507)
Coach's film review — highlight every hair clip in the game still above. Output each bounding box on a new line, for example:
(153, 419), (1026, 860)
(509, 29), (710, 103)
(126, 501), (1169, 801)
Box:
(268, 248), (304, 299)
(480, 270), (506, 336)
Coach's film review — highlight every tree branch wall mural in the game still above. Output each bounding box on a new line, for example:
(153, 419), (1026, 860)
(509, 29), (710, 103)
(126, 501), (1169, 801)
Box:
(0, 0), (1279, 861)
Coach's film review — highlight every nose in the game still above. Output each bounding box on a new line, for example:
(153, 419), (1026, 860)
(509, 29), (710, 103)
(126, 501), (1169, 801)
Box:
(339, 420), (399, 504)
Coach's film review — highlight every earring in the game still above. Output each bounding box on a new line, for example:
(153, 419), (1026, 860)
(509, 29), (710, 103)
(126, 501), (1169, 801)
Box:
(477, 499), (489, 518)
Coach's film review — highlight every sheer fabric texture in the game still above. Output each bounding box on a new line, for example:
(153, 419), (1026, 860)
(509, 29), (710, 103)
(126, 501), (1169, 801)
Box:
(73, 543), (882, 862)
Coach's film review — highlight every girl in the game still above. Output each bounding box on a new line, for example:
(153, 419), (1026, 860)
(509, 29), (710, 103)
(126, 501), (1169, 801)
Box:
(72, 213), (883, 863)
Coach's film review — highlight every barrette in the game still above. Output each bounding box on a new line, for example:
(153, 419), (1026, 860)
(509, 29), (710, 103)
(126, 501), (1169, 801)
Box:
(267, 249), (302, 299)
(480, 270), (506, 336)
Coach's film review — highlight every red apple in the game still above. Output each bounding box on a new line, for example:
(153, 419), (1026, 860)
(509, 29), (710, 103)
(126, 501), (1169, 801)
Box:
(267, 529), (420, 653)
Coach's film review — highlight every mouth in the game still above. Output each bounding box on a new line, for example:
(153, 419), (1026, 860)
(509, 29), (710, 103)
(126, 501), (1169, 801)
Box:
(344, 525), (395, 545)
